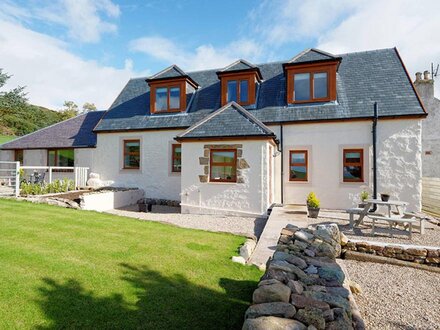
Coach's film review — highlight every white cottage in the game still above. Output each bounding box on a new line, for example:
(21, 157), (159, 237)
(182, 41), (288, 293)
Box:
(0, 48), (427, 215)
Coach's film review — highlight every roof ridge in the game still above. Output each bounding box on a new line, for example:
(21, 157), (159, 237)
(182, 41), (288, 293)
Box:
(148, 64), (187, 80)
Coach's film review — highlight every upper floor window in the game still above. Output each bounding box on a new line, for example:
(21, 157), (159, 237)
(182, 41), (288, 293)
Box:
(285, 61), (338, 104)
(227, 79), (249, 104)
(149, 80), (186, 113)
(343, 149), (364, 182)
(123, 140), (140, 169)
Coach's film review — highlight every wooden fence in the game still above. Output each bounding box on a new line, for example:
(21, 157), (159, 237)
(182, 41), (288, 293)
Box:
(422, 177), (440, 217)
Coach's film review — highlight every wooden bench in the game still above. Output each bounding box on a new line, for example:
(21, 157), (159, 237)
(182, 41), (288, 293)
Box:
(368, 215), (417, 239)
(346, 208), (365, 227)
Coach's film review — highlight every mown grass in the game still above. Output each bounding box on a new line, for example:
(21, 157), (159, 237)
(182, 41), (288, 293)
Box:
(0, 199), (261, 329)
(0, 135), (15, 144)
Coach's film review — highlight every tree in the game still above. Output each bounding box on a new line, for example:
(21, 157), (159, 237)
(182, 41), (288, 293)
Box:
(82, 102), (97, 113)
(59, 101), (79, 120)
(0, 69), (28, 109)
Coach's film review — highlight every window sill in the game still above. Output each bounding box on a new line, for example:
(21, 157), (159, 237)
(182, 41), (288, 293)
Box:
(122, 167), (140, 170)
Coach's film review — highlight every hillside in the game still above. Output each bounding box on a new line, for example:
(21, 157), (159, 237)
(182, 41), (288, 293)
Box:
(0, 105), (66, 137)
(0, 135), (14, 144)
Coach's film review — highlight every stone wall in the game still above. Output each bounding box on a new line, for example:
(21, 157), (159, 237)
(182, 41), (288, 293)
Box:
(243, 224), (365, 330)
(344, 240), (440, 267)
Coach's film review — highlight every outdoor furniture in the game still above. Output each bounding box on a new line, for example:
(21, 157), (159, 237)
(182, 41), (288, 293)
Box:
(365, 199), (408, 217)
(367, 214), (417, 239)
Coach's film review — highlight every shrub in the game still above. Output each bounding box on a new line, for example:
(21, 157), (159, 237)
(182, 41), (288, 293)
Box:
(20, 179), (75, 196)
(360, 190), (369, 202)
(306, 192), (320, 208)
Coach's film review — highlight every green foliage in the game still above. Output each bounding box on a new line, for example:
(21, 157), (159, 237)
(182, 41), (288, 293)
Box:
(360, 190), (369, 202)
(82, 102), (97, 113)
(20, 179), (75, 196)
(0, 199), (261, 329)
(306, 192), (320, 208)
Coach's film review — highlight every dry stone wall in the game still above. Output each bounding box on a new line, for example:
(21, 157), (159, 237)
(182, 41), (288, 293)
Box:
(243, 224), (365, 330)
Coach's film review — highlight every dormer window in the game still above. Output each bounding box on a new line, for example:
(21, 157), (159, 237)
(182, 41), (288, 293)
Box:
(284, 49), (341, 104)
(217, 60), (262, 106)
(147, 65), (198, 114)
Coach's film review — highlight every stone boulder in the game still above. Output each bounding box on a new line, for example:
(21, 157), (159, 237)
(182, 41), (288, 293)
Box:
(245, 302), (296, 319)
(253, 282), (291, 304)
(294, 307), (326, 330)
(242, 316), (307, 330)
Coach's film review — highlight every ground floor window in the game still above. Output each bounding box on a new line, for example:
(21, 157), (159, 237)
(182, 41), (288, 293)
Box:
(171, 144), (181, 172)
(343, 149), (364, 182)
(210, 149), (237, 182)
(14, 150), (23, 164)
(123, 140), (140, 169)
(289, 150), (308, 181)
(48, 149), (74, 167)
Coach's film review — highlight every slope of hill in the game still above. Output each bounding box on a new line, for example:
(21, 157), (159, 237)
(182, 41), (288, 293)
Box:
(0, 135), (15, 145)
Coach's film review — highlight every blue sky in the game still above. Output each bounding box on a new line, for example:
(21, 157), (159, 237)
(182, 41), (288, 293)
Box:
(0, 0), (438, 109)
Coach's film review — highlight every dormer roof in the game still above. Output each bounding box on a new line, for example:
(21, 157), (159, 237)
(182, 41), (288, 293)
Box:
(176, 101), (275, 140)
(287, 48), (342, 65)
(146, 64), (199, 87)
(217, 59), (263, 80)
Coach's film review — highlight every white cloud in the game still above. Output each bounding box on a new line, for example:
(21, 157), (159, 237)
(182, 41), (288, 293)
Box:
(0, 20), (145, 109)
(129, 36), (263, 71)
(0, 0), (120, 43)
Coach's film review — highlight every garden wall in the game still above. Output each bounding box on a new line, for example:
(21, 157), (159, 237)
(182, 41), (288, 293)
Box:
(80, 188), (144, 212)
(243, 224), (365, 330)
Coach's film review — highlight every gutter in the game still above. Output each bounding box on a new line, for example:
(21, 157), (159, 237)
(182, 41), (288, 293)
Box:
(371, 102), (379, 212)
(280, 124), (284, 204)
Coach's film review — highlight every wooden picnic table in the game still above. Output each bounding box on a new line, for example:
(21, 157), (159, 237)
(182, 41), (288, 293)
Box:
(364, 199), (408, 217)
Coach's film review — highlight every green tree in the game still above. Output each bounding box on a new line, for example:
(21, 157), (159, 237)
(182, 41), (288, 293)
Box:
(0, 69), (28, 109)
(82, 102), (97, 113)
(59, 101), (79, 120)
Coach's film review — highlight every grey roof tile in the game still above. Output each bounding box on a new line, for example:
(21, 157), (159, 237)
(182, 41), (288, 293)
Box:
(1, 111), (105, 150)
(220, 59), (257, 72)
(289, 48), (340, 64)
(148, 65), (187, 80)
(94, 48), (425, 132)
(177, 102), (275, 139)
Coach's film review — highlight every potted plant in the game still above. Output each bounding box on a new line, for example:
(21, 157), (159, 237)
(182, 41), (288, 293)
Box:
(380, 192), (391, 202)
(306, 192), (320, 218)
(359, 190), (369, 208)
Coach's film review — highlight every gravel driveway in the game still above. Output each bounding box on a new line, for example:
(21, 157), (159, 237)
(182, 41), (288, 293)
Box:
(344, 260), (440, 329)
(106, 205), (267, 238)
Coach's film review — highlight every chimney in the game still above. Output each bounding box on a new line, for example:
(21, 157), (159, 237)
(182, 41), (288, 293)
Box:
(414, 69), (434, 103)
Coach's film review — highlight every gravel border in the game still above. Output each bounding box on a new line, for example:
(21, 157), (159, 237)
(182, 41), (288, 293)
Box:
(343, 259), (440, 329)
(105, 204), (267, 238)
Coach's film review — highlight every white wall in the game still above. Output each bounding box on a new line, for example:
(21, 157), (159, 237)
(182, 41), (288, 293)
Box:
(93, 131), (182, 200)
(180, 140), (271, 216)
(0, 150), (14, 162)
(268, 119), (422, 212)
(23, 149), (46, 166)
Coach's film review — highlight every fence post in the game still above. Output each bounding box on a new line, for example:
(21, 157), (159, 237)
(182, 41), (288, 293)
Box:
(48, 167), (53, 183)
(15, 161), (20, 197)
(74, 167), (78, 189)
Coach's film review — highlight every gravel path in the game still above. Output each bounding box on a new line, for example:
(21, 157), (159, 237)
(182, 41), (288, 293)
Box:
(105, 205), (267, 238)
(344, 260), (440, 329)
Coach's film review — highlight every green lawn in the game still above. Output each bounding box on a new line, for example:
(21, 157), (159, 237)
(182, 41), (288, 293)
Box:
(0, 135), (15, 144)
(0, 199), (261, 329)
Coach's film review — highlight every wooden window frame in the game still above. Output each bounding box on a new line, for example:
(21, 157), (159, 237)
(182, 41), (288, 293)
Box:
(220, 72), (257, 106)
(47, 148), (75, 172)
(209, 149), (237, 183)
(343, 148), (364, 182)
(171, 143), (181, 173)
(123, 139), (141, 170)
(286, 61), (338, 104)
(289, 150), (308, 182)
(14, 149), (23, 164)
(149, 78), (187, 114)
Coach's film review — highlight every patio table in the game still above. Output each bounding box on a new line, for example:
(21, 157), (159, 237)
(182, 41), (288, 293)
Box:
(351, 199), (408, 226)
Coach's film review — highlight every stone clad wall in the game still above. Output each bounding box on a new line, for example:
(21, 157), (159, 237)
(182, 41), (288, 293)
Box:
(243, 224), (365, 330)
(344, 241), (440, 266)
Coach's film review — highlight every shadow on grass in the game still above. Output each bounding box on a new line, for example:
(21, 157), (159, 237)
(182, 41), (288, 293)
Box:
(35, 263), (257, 330)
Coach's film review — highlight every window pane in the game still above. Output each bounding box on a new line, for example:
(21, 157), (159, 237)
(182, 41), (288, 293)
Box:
(294, 73), (310, 101)
(345, 152), (361, 163)
(124, 141), (140, 168)
(344, 166), (362, 181)
(48, 150), (56, 166)
(57, 149), (74, 167)
(15, 150), (23, 163)
(211, 165), (236, 181)
(125, 141), (139, 153)
(169, 87), (180, 109)
(172, 145), (181, 172)
(240, 80), (248, 103)
(125, 155), (140, 168)
(314, 72), (328, 99)
(290, 166), (307, 180)
(227, 80), (237, 102)
(291, 152), (306, 164)
(212, 151), (235, 163)
(155, 87), (168, 111)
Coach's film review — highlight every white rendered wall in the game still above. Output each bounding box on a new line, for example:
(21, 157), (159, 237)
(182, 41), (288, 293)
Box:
(180, 140), (271, 216)
(268, 119), (422, 212)
(0, 150), (14, 161)
(93, 131), (182, 201)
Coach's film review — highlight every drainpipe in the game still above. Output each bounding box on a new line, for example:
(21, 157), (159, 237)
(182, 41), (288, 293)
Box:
(371, 102), (378, 212)
(280, 124), (284, 205)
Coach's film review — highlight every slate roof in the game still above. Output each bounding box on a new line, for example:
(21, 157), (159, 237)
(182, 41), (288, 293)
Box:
(176, 102), (276, 140)
(0, 111), (105, 150)
(92, 48), (426, 133)
(288, 48), (340, 64)
(147, 64), (187, 80)
(220, 59), (257, 72)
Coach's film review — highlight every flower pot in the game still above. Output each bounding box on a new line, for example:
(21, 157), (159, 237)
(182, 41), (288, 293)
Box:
(358, 202), (368, 208)
(307, 207), (320, 218)
(380, 194), (390, 202)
